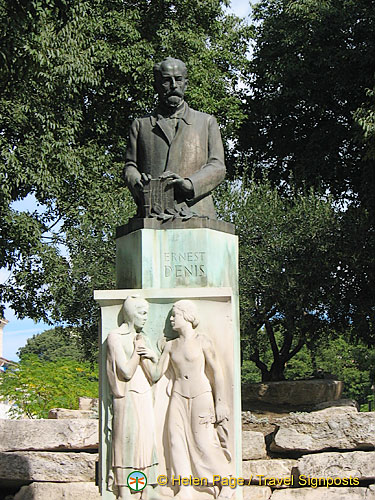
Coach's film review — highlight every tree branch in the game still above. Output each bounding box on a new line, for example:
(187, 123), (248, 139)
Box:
(250, 348), (269, 374)
(285, 335), (306, 362)
(264, 318), (279, 362)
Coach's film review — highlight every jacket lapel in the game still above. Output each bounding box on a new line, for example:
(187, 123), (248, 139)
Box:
(150, 104), (193, 147)
(150, 113), (173, 145)
(156, 119), (174, 146)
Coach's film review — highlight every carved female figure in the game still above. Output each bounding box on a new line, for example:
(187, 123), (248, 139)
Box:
(137, 300), (233, 500)
(106, 296), (158, 499)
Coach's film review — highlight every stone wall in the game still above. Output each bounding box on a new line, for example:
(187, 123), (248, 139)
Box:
(1, 404), (374, 499)
(0, 419), (100, 500)
(242, 404), (375, 500)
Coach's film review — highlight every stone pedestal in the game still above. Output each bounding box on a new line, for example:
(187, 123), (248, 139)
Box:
(95, 220), (241, 499)
(115, 219), (237, 291)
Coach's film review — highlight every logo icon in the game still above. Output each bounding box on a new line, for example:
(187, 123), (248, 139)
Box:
(127, 470), (147, 492)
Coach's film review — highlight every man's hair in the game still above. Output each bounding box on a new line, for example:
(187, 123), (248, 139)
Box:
(153, 57), (188, 81)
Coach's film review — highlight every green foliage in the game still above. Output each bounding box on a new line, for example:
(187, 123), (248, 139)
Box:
(232, 0), (375, 374)
(313, 335), (375, 407)
(218, 178), (374, 380)
(0, 355), (98, 419)
(216, 179), (342, 380)
(0, 0), (251, 359)
(18, 327), (86, 362)
(238, 0), (375, 211)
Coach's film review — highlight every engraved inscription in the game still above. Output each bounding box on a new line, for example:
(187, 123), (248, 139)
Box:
(163, 252), (206, 278)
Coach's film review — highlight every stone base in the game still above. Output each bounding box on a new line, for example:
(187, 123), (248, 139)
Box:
(116, 217), (235, 237)
(115, 226), (238, 290)
(96, 288), (242, 500)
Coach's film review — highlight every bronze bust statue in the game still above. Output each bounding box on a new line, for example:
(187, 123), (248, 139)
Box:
(123, 57), (226, 220)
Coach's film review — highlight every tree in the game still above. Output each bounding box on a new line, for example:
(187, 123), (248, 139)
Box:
(234, 0), (375, 351)
(18, 327), (86, 362)
(241, 329), (375, 409)
(237, 0), (375, 211)
(0, 355), (98, 418)
(215, 179), (341, 381)
(0, 0), (252, 358)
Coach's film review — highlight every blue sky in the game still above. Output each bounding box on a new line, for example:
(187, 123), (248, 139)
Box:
(1, 0), (252, 361)
(229, 0), (252, 18)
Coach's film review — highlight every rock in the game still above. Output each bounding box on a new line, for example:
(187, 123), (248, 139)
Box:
(313, 399), (359, 411)
(79, 397), (99, 411)
(242, 431), (267, 459)
(242, 380), (343, 410)
(0, 419), (98, 451)
(271, 412), (375, 453)
(242, 459), (297, 484)
(0, 451), (97, 482)
(242, 411), (288, 436)
(309, 406), (358, 417)
(243, 485), (272, 500)
(14, 482), (101, 500)
(297, 451), (375, 481)
(271, 487), (375, 499)
(48, 408), (96, 419)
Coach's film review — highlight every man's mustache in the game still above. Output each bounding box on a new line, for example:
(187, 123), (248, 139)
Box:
(166, 89), (184, 98)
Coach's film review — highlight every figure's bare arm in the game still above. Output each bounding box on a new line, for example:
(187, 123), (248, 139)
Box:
(136, 340), (158, 384)
(202, 335), (228, 423)
(137, 340), (172, 383)
(107, 333), (140, 382)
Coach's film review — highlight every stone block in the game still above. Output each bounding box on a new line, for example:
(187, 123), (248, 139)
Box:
(96, 287), (242, 500)
(79, 397), (99, 411)
(48, 408), (96, 419)
(271, 412), (375, 453)
(242, 485), (272, 500)
(242, 380), (343, 409)
(0, 451), (97, 482)
(0, 419), (98, 451)
(115, 227), (239, 292)
(271, 487), (375, 499)
(242, 431), (267, 459)
(297, 451), (375, 481)
(14, 482), (101, 500)
(313, 399), (359, 411)
(242, 459), (297, 483)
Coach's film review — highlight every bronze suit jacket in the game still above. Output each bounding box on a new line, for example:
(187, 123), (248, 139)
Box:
(124, 103), (226, 218)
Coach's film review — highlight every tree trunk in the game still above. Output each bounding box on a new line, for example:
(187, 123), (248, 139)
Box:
(261, 358), (286, 381)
